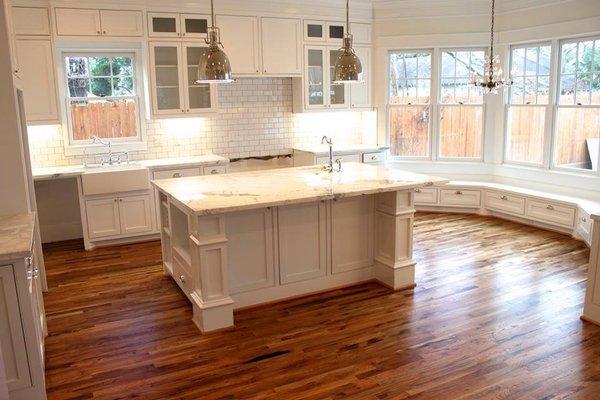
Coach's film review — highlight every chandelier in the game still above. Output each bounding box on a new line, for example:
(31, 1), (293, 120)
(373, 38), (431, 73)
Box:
(471, 0), (511, 94)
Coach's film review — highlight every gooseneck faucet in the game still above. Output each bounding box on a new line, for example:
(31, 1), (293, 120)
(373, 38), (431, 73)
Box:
(321, 135), (333, 172)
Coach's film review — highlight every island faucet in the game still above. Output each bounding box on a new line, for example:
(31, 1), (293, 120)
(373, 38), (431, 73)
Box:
(91, 135), (129, 166)
(321, 135), (334, 172)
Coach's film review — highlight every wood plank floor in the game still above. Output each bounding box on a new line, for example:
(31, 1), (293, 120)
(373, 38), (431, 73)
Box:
(42, 212), (600, 400)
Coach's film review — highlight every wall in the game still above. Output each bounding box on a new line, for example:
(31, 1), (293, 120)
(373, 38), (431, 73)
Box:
(28, 78), (376, 167)
(373, 0), (600, 200)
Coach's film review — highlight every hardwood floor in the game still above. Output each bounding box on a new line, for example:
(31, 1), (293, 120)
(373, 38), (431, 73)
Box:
(42, 212), (600, 400)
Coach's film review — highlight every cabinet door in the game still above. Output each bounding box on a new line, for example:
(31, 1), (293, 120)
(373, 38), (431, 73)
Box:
(326, 22), (345, 41)
(180, 14), (209, 38)
(0, 265), (31, 391)
(16, 39), (59, 122)
(100, 10), (143, 37)
(304, 20), (325, 42)
(150, 42), (185, 115)
(86, 198), (121, 238)
(350, 46), (371, 109)
(261, 17), (301, 75)
(332, 196), (373, 274)
(148, 12), (180, 37)
(278, 202), (327, 284)
(305, 47), (325, 108)
(13, 7), (51, 36)
(328, 47), (348, 108)
(119, 195), (154, 235)
(182, 44), (215, 113)
(217, 15), (260, 74)
(4, 2), (19, 76)
(55, 8), (101, 36)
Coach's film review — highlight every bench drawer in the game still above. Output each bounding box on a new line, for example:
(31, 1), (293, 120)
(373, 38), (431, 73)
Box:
(153, 167), (200, 180)
(202, 165), (227, 175)
(362, 152), (385, 164)
(485, 191), (526, 215)
(439, 189), (481, 208)
(414, 187), (438, 205)
(526, 200), (576, 228)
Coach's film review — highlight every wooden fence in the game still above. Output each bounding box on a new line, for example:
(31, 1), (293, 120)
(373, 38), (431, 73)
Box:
(70, 100), (137, 141)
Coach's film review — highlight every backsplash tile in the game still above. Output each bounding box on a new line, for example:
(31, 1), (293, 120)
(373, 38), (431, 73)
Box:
(28, 78), (377, 168)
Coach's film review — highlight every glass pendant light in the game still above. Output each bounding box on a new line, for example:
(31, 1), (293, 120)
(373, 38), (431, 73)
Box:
(471, 0), (511, 94)
(196, 0), (233, 83)
(333, 0), (362, 83)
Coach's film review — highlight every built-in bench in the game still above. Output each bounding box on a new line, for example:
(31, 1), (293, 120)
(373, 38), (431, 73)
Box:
(414, 181), (600, 247)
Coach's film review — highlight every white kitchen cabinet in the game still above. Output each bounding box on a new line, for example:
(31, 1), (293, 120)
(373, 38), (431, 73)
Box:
(149, 42), (216, 116)
(12, 7), (50, 36)
(55, 8), (101, 36)
(278, 202), (327, 284)
(119, 195), (154, 235)
(3, 1), (19, 77)
(293, 45), (349, 112)
(439, 189), (482, 208)
(148, 12), (209, 38)
(85, 198), (121, 239)
(0, 265), (31, 392)
(350, 46), (371, 109)
(526, 200), (576, 228)
(304, 20), (345, 42)
(261, 17), (302, 75)
(217, 15), (260, 75)
(485, 190), (526, 216)
(99, 10), (144, 37)
(15, 39), (59, 123)
(55, 8), (143, 37)
(331, 196), (373, 274)
(413, 187), (438, 205)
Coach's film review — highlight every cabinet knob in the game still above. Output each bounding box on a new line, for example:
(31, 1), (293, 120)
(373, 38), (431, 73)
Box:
(546, 204), (554, 210)
(114, 199), (117, 202)
(14, 69), (18, 74)
(582, 217), (587, 222)
(103, 31), (107, 35)
(182, 33), (186, 36)
(371, 155), (376, 160)
(119, 199), (123, 202)
(455, 190), (462, 195)
(172, 172), (182, 178)
(256, 69), (259, 73)
(500, 195), (508, 200)
(33, 268), (39, 279)
(181, 109), (185, 112)
(186, 109), (190, 112)
(179, 275), (185, 283)
(97, 30), (101, 34)
(414, 188), (421, 193)
(210, 169), (218, 174)
(177, 32), (181, 36)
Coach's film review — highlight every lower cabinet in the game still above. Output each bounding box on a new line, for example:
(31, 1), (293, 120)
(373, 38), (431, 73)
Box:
(331, 197), (373, 274)
(86, 193), (154, 240)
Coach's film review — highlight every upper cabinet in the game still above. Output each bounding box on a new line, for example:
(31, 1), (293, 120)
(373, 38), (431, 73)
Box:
(12, 7), (50, 36)
(261, 17), (302, 76)
(350, 46), (371, 109)
(54, 8), (143, 37)
(216, 15), (260, 75)
(148, 12), (209, 38)
(303, 20), (345, 42)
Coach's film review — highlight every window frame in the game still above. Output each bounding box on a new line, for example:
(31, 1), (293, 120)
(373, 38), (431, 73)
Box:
(386, 46), (488, 162)
(550, 35), (600, 176)
(386, 48), (434, 160)
(503, 41), (553, 168)
(63, 51), (142, 146)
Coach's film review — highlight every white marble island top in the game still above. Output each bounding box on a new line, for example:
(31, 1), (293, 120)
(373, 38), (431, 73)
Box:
(153, 162), (448, 216)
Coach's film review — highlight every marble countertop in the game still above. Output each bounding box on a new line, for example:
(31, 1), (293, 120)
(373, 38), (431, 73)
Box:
(32, 155), (229, 180)
(153, 162), (448, 216)
(293, 144), (389, 156)
(0, 213), (35, 262)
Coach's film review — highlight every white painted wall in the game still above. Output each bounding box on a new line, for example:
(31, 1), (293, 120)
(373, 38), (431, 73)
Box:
(373, 0), (600, 200)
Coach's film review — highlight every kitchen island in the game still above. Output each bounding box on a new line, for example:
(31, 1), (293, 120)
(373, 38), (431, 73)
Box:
(152, 163), (447, 332)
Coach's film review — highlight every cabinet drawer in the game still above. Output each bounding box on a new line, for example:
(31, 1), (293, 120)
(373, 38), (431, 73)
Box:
(202, 165), (227, 175)
(439, 189), (481, 208)
(172, 249), (192, 296)
(526, 200), (576, 228)
(485, 191), (526, 215)
(362, 152), (385, 163)
(153, 167), (200, 180)
(577, 211), (593, 245)
(414, 187), (438, 205)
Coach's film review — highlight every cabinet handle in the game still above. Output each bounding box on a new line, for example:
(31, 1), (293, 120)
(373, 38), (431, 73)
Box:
(25, 256), (32, 267)
(33, 268), (39, 279)
(414, 188), (421, 193)
(500, 195), (508, 200)
(172, 172), (182, 178)
(179, 275), (185, 283)
(210, 169), (218, 174)
(371, 155), (376, 160)
(455, 190), (462, 195)
(582, 217), (587, 222)
(546, 204), (554, 210)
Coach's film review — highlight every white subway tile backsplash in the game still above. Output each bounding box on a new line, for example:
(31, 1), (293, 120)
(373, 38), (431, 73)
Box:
(28, 78), (376, 168)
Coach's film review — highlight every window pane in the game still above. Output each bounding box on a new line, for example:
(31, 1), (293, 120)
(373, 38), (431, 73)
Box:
(441, 52), (455, 77)
(112, 57), (133, 76)
(510, 44), (550, 105)
(90, 77), (111, 97)
(561, 43), (577, 74)
(538, 46), (551, 75)
(559, 75), (576, 104)
(68, 78), (89, 97)
(524, 47), (538, 75)
(440, 50), (485, 104)
(506, 106), (545, 164)
(70, 99), (137, 141)
(389, 51), (431, 104)
(439, 106), (483, 158)
(89, 57), (111, 76)
(417, 53), (431, 78)
(555, 107), (600, 171)
(389, 106), (430, 157)
(112, 77), (134, 96)
(593, 73), (600, 105)
(67, 57), (88, 77)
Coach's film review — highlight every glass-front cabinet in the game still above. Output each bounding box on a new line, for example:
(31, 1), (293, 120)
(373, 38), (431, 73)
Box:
(149, 42), (215, 116)
(148, 12), (209, 38)
(301, 45), (349, 110)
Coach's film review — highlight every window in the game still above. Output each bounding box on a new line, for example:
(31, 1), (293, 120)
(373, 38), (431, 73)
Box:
(439, 50), (485, 159)
(64, 53), (140, 144)
(388, 51), (432, 157)
(554, 38), (600, 172)
(505, 44), (551, 165)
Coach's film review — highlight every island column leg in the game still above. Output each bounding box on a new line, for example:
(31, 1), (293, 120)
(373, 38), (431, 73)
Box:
(189, 214), (234, 332)
(373, 190), (417, 290)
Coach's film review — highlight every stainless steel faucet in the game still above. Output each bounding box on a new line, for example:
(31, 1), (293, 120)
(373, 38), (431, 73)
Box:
(92, 135), (129, 165)
(321, 135), (334, 172)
